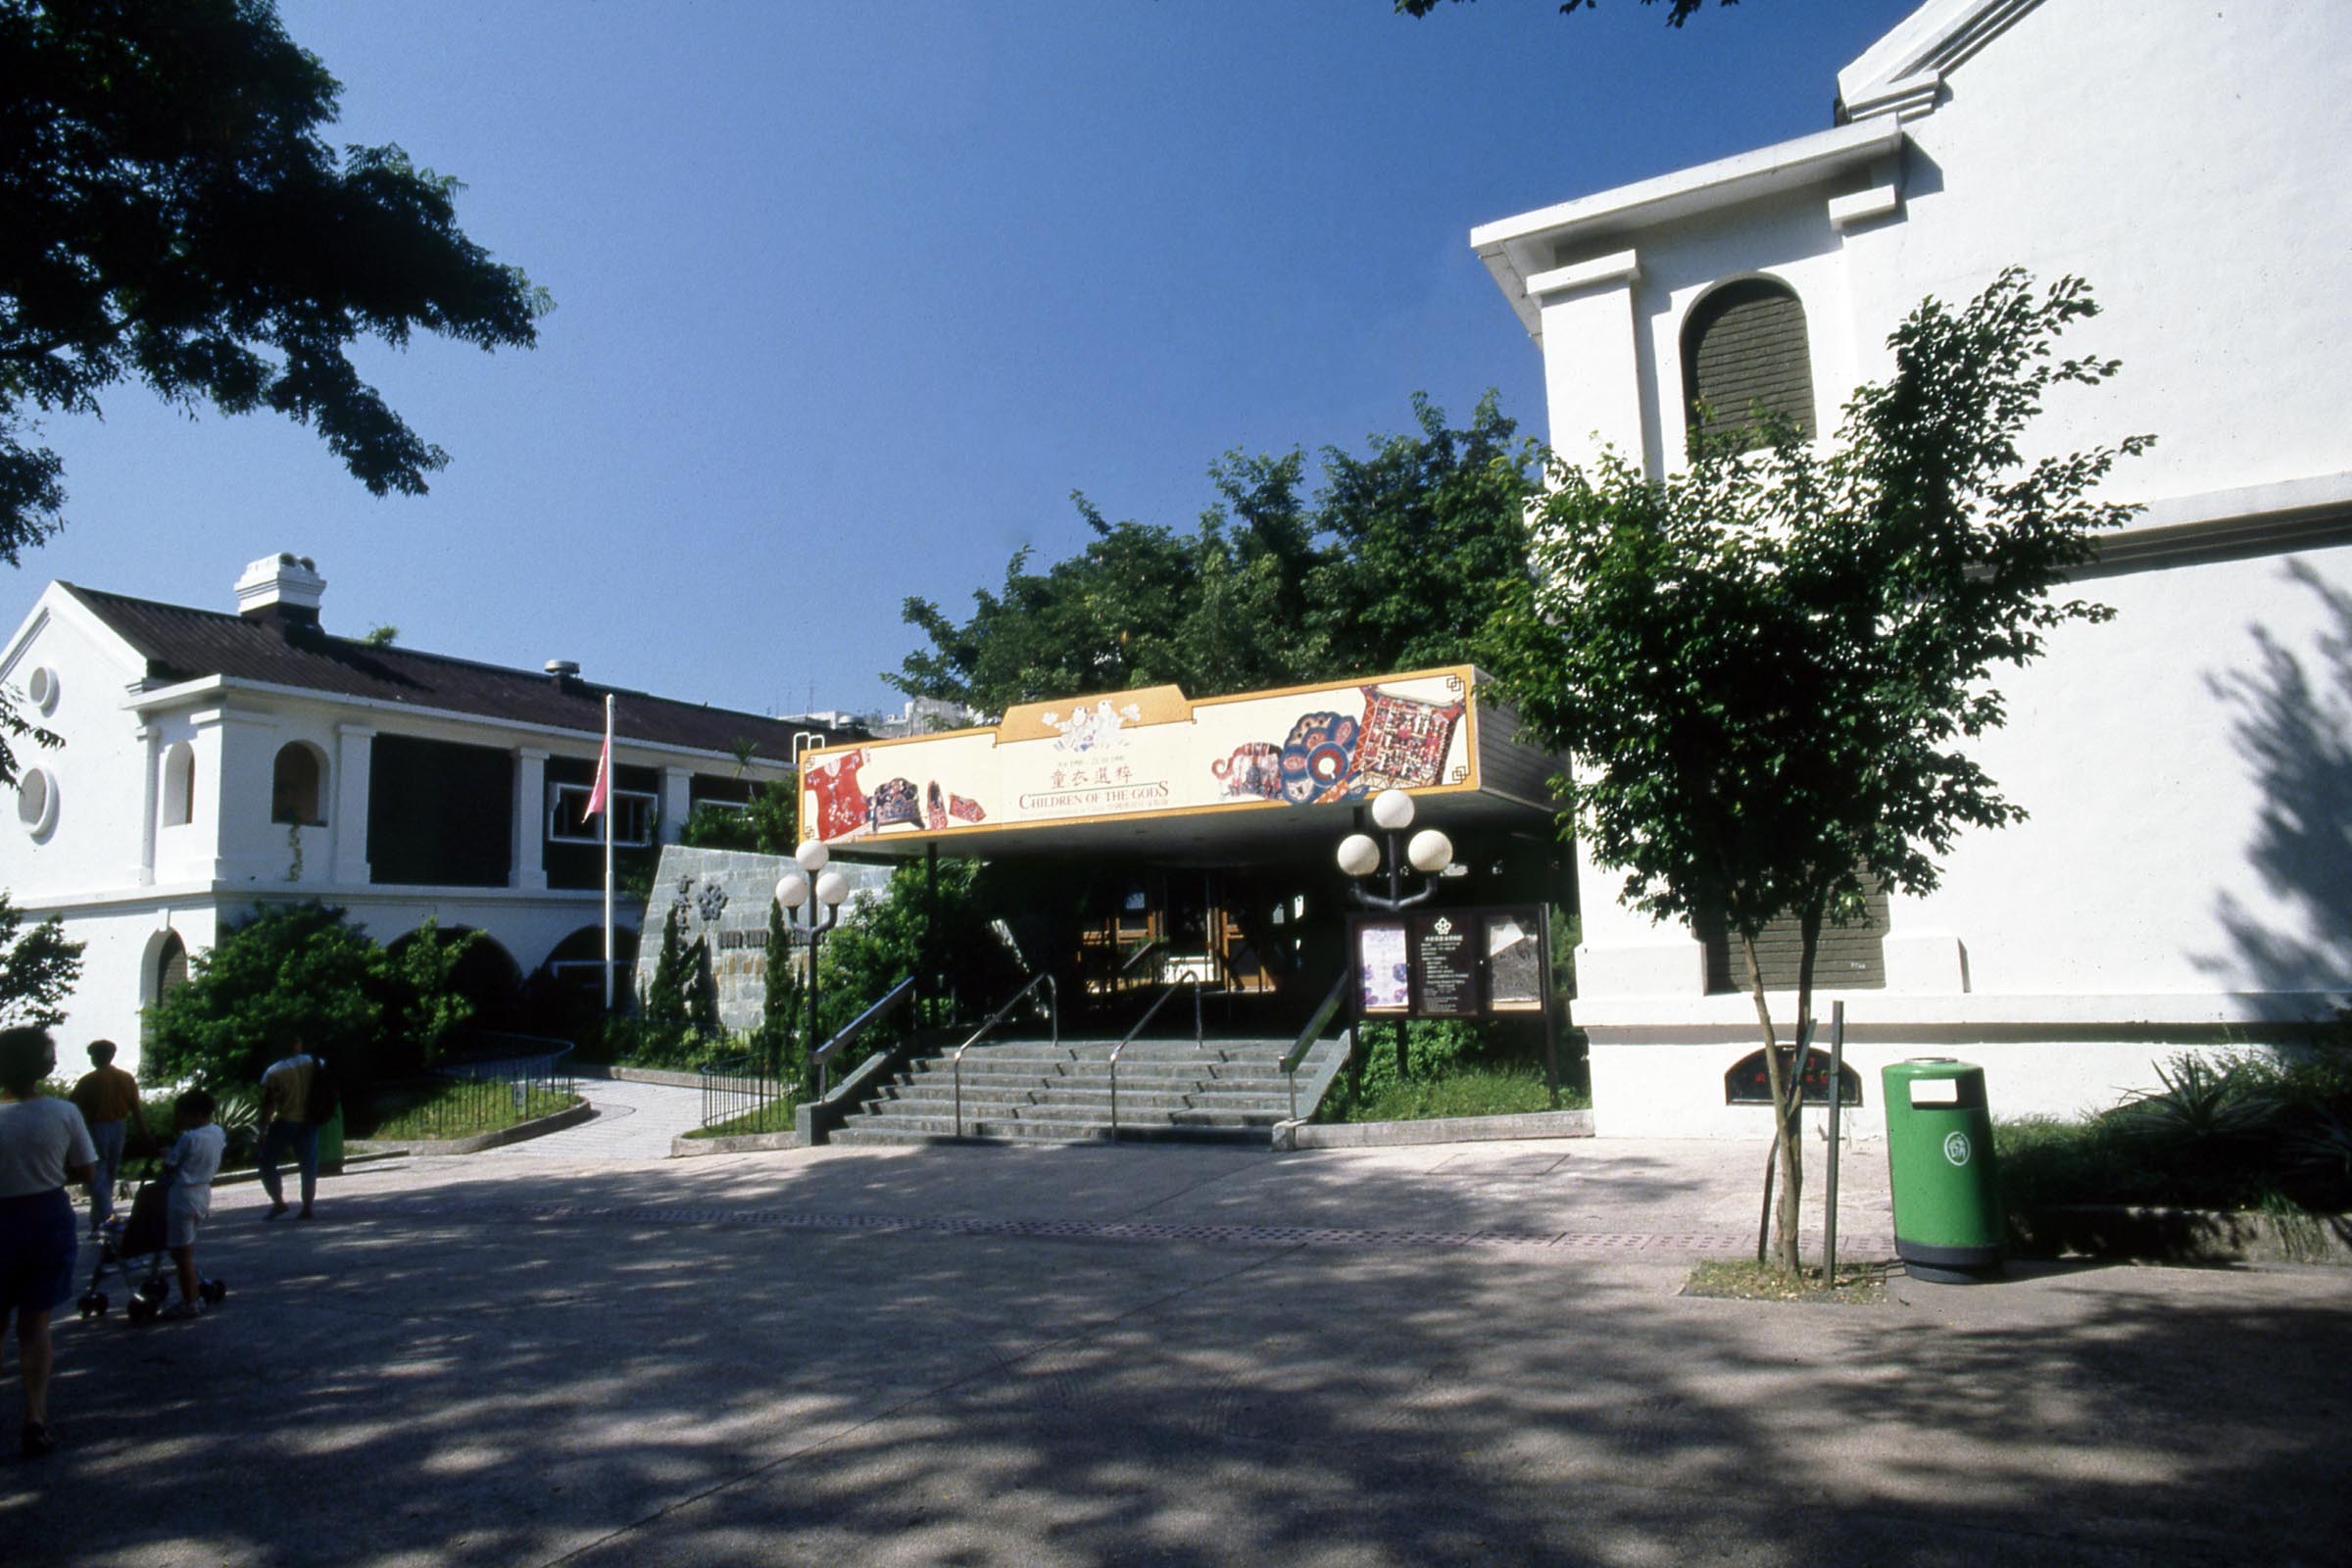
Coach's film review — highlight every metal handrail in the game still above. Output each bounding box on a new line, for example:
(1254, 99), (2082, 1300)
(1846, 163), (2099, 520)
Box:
(1108, 974), (1204, 1141)
(810, 975), (917, 1100)
(1280, 970), (1353, 1124)
(953, 972), (1060, 1138)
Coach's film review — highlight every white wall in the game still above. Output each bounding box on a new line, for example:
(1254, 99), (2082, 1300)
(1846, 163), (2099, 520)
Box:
(1500, 0), (2352, 1133)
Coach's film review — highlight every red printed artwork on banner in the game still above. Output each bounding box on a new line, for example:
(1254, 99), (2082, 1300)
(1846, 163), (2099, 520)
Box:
(806, 750), (869, 840)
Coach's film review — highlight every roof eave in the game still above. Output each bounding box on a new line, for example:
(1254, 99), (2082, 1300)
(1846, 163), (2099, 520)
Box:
(123, 674), (801, 773)
(1469, 117), (1905, 341)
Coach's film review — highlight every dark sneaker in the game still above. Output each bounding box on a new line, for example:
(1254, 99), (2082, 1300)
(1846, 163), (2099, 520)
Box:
(266, 1202), (290, 1221)
(20, 1422), (57, 1458)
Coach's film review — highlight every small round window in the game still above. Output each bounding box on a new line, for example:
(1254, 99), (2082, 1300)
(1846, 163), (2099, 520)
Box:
(25, 665), (59, 715)
(18, 766), (58, 839)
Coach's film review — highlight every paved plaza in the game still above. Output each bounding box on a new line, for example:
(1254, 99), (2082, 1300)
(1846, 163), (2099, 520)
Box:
(6, 1088), (2347, 1566)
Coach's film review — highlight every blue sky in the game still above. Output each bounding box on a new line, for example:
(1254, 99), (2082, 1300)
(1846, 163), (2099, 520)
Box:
(25, 0), (1917, 720)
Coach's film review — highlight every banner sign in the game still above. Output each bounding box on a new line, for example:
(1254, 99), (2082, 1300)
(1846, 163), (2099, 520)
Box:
(801, 667), (1482, 846)
(1350, 904), (1551, 1021)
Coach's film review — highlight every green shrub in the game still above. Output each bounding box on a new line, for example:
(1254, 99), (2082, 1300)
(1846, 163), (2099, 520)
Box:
(1996, 1039), (2352, 1214)
(1317, 1017), (1574, 1122)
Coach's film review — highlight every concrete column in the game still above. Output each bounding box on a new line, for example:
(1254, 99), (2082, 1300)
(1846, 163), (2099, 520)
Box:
(660, 765), (693, 845)
(195, 708), (281, 885)
(514, 748), (550, 891)
(136, 723), (159, 886)
(331, 724), (374, 885)
(1529, 249), (1650, 474)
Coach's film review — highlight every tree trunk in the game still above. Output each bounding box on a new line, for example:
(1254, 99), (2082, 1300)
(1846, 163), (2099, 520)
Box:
(1740, 932), (1802, 1274)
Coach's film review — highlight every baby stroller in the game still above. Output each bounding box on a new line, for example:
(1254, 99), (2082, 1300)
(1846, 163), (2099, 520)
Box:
(76, 1165), (227, 1325)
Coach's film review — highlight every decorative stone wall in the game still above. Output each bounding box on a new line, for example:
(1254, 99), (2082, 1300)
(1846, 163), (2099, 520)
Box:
(633, 846), (893, 1032)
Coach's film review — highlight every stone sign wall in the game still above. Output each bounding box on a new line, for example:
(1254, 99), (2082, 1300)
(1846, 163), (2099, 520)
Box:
(633, 846), (893, 1033)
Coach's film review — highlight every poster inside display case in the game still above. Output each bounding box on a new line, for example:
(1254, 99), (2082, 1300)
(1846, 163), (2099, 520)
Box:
(1356, 921), (1410, 1014)
(1349, 904), (1551, 1021)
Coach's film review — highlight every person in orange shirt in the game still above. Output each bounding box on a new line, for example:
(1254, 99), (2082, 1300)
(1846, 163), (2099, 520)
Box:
(69, 1041), (147, 1237)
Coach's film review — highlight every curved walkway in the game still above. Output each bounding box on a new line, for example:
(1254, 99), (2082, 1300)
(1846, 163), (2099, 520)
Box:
(406, 1074), (708, 1169)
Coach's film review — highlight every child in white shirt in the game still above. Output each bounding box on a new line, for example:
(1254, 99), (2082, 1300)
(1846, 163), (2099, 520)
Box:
(160, 1090), (225, 1320)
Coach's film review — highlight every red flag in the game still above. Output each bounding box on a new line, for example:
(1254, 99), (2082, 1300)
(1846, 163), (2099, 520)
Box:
(583, 728), (611, 822)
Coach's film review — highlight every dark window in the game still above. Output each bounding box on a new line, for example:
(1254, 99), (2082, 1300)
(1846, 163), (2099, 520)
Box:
(542, 755), (660, 891)
(271, 743), (326, 825)
(1683, 278), (1816, 451)
(155, 932), (188, 1002)
(367, 735), (514, 887)
(1697, 886), (1889, 995)
(547, 783), (657, 847)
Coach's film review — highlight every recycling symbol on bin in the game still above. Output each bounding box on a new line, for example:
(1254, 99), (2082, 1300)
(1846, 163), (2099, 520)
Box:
(1942, 1131), (1973, 1166)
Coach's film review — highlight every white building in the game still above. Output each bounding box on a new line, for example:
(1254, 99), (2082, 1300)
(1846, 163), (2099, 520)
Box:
(0, 553), (847, 1071)
(1471, 0), (2352, 1136)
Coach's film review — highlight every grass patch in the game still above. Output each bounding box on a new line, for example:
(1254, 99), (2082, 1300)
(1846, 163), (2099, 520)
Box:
(1321, 1065), (1586, 1124)
(364, 1082), (579, 1142)
(1683, 1260), (1889, 1303)
(684, 1100), (802, 1141)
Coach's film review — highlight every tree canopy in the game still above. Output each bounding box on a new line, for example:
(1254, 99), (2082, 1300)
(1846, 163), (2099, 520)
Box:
(0, 887), (79, 1028)
(892, 392), (1539, 715)
(1489, 270), (2150, 1269)
(0, 0), (549, 562)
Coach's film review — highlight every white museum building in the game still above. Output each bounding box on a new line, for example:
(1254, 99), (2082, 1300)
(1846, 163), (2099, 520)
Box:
(0, 553), (844, 1071)
(1471, 0), (2352, 1135)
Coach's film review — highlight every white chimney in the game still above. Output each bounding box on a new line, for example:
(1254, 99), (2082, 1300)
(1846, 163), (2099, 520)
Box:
(235, 553), (326, 630)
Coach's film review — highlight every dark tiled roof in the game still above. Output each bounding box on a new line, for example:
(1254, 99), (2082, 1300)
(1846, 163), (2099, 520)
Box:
(63, 583), (850, 763)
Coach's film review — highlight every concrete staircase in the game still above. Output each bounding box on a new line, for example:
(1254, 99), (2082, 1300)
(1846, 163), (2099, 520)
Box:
(829, 1035), (1344, 1147)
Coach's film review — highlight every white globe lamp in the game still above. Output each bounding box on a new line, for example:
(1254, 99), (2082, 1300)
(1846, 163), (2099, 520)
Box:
(815, 869), (851, 908)
(776, 872), (810, 909)
(1406, 828), (1454, 874)
(1370, 787), (1415, 831)
(795, 839), (830, 874)
(1336, 833), (1381, 879)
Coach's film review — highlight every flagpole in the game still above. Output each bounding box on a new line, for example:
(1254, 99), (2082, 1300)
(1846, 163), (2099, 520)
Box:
(602, 693), (615, 1011)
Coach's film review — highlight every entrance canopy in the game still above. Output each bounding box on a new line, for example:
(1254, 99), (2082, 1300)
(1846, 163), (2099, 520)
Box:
(799, 665), (1561, 870)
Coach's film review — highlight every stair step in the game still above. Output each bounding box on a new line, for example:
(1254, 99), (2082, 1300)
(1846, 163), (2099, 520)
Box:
(826, 1032), (1345, 1149)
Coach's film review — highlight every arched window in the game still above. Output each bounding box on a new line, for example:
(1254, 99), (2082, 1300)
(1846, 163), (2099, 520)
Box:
(1682, 277), (1817, 452)
(271, 742), (326, 826)
(155, 932), (188, 1003)
(163, 742), (195, 827)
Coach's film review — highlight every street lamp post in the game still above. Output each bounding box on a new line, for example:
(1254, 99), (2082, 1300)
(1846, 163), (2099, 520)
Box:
(1336, 788), (1455, 1077)
(1336, 788), (1454, 911)
(777, 839), (852, 1096)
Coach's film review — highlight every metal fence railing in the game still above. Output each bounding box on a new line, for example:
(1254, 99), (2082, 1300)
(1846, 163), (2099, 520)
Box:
(392, 1034), (577, 1142)
(698, 1048), (796, 1136)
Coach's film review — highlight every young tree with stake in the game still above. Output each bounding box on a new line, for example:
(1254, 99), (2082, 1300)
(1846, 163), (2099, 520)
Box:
(1490, 270), (2152, 1272)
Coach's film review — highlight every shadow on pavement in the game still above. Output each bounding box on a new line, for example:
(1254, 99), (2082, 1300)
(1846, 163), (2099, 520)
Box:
(4, 1147), (2336, 1566)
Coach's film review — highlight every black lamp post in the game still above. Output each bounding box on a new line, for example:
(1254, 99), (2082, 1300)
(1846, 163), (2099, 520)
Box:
(777, 839), (850, 1094)
(1336, 787), (1455, 911)
(1337, 788), (1455, 1077)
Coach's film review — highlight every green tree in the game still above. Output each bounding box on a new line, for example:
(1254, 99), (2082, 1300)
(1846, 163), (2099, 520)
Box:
(679, 780), (798, 857)
(381, 917), (478, 1070)
(642, 904), (689, 1034)
(760, 890), (803, 1080)
(0, 1), (547, 777)
(892, 394), (1537, 714)
(1490, 270), (2150, 1272)
(145, 903), (480, 1093)
(0, 889), (80, 1028)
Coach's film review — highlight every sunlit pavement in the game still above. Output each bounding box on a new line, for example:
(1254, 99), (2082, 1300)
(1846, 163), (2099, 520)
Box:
(8, 1113), (2346, 1566)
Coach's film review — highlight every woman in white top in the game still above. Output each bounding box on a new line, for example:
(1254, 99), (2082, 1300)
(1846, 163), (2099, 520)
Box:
(0, 1025), (98, 1459)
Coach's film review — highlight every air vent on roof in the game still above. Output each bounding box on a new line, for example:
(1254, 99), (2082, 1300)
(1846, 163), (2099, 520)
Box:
(545, 659), (580, 694)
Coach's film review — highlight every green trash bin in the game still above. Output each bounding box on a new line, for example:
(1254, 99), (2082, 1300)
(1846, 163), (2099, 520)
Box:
(1882, 1057), (2004, 1283)
(316, 1105), (344, 1174)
